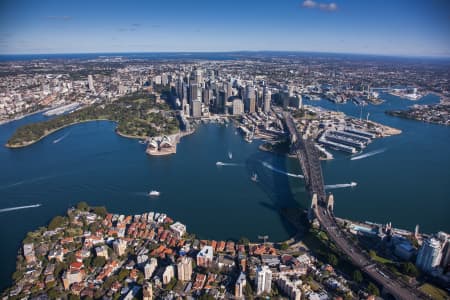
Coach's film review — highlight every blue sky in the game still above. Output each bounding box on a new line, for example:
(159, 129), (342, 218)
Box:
(0, 0), (449, 56)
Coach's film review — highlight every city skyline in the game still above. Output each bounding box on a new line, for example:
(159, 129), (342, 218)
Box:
(1, 0), (450, 57)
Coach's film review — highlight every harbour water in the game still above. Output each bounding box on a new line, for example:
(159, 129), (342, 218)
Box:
(0, 93), (449, 289)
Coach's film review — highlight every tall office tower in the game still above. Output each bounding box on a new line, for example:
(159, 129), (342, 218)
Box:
(203, 87), (211, 107)
(190, 83), (201, 104)
(161, 73), (169, 86)
(255, 265), (272, 295)
(291, 95), (303, 109)
(416, 237), (443, 272)
(219, 90), (227, 114)
(263, 89), (272, 113)
(88, 75), (95, 92)
(177, 256), (193, 282)
(257, 88), (263, 109)
(245, 85), (256, 113)
(195, 69), (203, 85)
(225, 81), (233, 101)
(182, 83), (188, 102)
(143, 282), (153, 300)
(232, 98), (244, 115)
(192, 100), (202, 118)
(234, 272), (247, 299)
(176, 76), (184, 98)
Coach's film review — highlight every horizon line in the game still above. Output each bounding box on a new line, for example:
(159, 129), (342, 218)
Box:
(1, 50), (450, 60)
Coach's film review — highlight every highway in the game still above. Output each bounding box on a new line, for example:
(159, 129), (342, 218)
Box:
(283, 112), (427, 300)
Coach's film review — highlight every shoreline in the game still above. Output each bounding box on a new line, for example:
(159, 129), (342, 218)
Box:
(5, 118), (113, 148)
(0, 107), (51, 126)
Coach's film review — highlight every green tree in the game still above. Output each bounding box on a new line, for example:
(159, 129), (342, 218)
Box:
(327, 253), (338, 266)
(76, 201), (89, 211)
(92, 256), (106, 268)
(280, 242), (289, 250)
(48, 216), (66, 230)
(367, 282), (380, 296)
(353, 270), (363, 283)
(92, 206), (107, 218)
(401, 262), (419, 277)
(239, 237), (250, 245)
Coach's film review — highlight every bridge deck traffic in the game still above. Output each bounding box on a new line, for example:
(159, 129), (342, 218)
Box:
(283, 112), (426, 300)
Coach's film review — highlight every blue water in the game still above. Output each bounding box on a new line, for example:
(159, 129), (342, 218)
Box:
(0, 93), (449, 290)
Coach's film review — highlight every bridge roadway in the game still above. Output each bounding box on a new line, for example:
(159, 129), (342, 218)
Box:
(283, 112), (426, 300)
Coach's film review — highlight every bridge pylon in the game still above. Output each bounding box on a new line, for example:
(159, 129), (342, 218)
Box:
(326, 193), (334, 213)
(308, 193), (318, 222)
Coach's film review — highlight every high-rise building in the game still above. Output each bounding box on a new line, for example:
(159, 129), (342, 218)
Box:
(190, 83), (200, 104)
(162, 265), (175, 285)
(194, 69), (203, 85)
(177, 256), (193, 282)
(255, 265), (272, 295)
(143, 282), (153, 300)
(88, 75), (95, 92)
(245, 86), (256, 113)
(263, 89), (272, 113)
(192, 100), (202, 118)
(144, 258), (158, 279)
(234, 272), (246, 299)
(113, 239), (127, 257)
(416, 237), (443, 272)
(232, 98), (244, 115)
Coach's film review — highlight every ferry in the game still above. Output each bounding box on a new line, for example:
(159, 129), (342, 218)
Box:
(251, 173), (258, 182)
(148, 190), (160, 197)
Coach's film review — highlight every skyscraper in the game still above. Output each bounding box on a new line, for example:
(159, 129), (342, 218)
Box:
(232, 98), (244, 115)
(194, 69), (203, 85)
(416, 237), (443, 272)
(177, 256), (193, 282)
(255, 265), (272, 295)
(234, 272), (246, 299)
(189, 83), (200, 104)
(192, 100), (202, 118)
(263, 89), (272, 113)
(88, 75), (95, 92)
(245, 85), (256, 113)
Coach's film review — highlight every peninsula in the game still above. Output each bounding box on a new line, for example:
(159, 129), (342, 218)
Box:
(5, 92), (180, 148)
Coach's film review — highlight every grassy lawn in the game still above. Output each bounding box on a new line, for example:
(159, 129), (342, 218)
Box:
(419, 283), (449, 300)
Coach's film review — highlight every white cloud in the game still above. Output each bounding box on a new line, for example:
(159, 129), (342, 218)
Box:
(302, 0), (317, 8)
(319, 3), (338, 11)
(302, 1), (338, 12)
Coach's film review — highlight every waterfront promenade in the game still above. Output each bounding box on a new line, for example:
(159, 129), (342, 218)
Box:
(283, 112), (427, 300)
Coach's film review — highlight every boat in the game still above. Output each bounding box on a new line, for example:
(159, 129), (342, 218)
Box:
(139, 140), (147, 144)
(228, 151), (233, 159)
(148, 190), (160, 197)
(251, 173), (258, 182)
(216, 161), (224, 166)
(350, 182), (357, 187)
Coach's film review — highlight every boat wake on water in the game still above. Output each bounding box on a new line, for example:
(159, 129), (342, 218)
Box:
(216, 161), (242, 167)
(351, 148), (386, 161)
(0, 204), (42, 213)
(325, 182), (357, 190)
(53, 131), (70, 144)
(261, 161), (304, 178)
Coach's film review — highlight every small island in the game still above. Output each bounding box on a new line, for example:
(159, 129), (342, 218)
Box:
(5, 92), (180, 148)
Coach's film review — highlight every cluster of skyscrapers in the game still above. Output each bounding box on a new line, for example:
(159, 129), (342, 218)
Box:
(152, 68), (302, 118)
